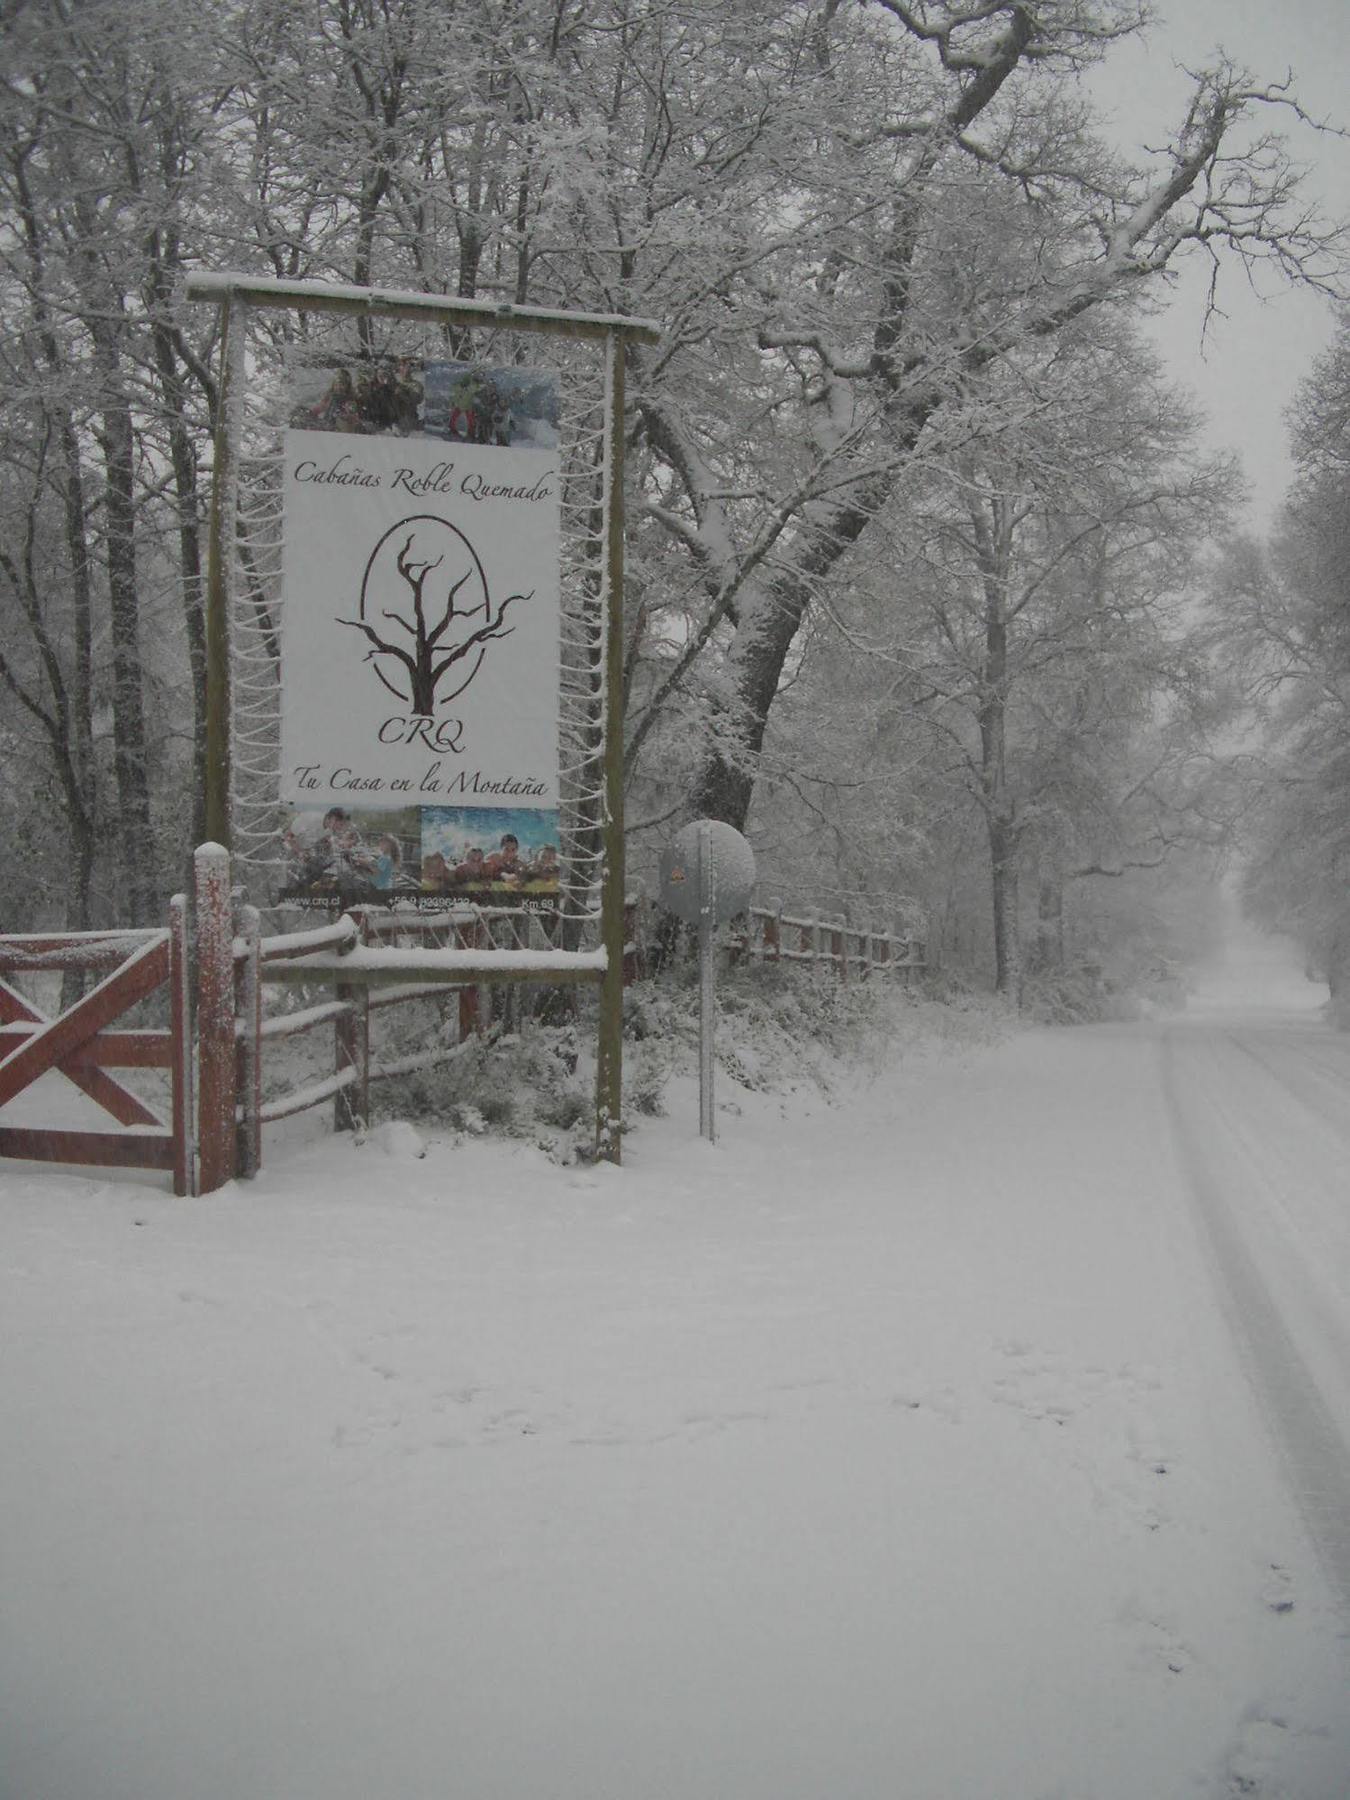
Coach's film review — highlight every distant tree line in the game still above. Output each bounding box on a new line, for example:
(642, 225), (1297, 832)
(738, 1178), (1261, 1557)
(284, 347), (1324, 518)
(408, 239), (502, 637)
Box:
(1219, 312), (1350, 1015)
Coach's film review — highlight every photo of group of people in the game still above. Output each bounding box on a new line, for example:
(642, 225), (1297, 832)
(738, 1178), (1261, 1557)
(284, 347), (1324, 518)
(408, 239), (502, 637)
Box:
(290, 361), (425, 437)
(421, 363), (559, 450)
(288, 358), (559, 449)
(280, 804), (562, 911)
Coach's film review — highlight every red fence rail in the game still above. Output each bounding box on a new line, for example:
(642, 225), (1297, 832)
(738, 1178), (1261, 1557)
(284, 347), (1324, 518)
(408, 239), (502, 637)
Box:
(741, 901), (925, 981)
(0, 911), (193, 1194)
(621, 896), (925, 984)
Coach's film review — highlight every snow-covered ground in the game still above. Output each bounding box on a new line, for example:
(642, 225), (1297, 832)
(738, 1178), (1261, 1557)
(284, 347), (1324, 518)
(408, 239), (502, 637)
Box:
(3, 922), (1349, 1799)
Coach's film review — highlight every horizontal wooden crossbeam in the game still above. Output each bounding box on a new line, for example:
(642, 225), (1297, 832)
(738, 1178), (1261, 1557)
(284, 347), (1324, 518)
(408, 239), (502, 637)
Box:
(0, 1126), (176, 1171)
(262, 946), (608, 988)
(185, 273), (662, 346)
(0, 931), (163, 975)
(0, 1022), (172, 1069)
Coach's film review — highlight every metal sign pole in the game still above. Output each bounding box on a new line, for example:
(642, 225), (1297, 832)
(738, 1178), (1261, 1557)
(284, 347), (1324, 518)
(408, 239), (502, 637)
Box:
(659, 816), (755, 1144)
(697, 819), (716, 1142)
(595, 327), (627, 1164)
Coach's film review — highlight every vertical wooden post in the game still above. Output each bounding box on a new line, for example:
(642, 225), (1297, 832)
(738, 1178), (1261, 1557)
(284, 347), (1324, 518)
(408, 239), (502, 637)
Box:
(204, 300), (240, 851)
(334, 913), (369, 1133)
(168, 893), (195, 1197)
(764, 904), (780, 965)
(236, 903), (263, 1178)
(595, 328), (626, 1164)
(195, 843), (237, 1194)
(456, 915), (481, 1041)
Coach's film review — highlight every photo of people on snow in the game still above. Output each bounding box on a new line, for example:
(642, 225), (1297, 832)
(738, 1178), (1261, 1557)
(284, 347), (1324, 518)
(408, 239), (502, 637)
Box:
(421, 362), (559, 449)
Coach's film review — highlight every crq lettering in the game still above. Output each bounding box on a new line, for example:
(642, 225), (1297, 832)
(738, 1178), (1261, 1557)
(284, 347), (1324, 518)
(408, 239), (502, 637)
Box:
(377, 715), (466, 753)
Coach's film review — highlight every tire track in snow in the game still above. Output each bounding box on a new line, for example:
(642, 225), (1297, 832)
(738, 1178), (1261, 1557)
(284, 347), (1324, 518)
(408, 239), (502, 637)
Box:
(1225, 1028), (1350, 1149)
(1159, 1030), (1350, 1620)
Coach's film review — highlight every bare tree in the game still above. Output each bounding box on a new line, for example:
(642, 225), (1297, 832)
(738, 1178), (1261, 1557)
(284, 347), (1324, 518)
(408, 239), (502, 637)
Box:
(339, 530), (528, 714)
(618, 5), (1342, 832)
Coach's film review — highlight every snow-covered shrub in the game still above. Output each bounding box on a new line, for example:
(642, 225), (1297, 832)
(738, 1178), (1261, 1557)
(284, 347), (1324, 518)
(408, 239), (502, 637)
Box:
(1022, 951), (1190, 1025)
(374, 1021), (590, 1161)
(620, 955), (921, 1115)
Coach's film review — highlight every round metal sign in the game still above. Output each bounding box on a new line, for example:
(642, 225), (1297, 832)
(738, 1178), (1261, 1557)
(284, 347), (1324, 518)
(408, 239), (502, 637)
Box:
(658, 819), (756, 924)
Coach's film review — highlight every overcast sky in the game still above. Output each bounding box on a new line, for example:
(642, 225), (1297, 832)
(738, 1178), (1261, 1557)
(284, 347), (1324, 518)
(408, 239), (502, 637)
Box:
(1087, 0), (1350, 527)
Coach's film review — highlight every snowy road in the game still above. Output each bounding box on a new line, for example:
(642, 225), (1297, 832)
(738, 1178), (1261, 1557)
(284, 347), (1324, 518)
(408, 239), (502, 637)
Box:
(1161, 1015), (1350, 1621)
(3, 928), (1350, 1799)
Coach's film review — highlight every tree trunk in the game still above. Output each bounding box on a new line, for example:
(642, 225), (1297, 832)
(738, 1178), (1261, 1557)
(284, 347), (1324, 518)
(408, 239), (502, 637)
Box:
(975, 496), (1020, 1001)
(690, 488), (886, 828)
(97, 364), (159, 925)
(1033, 873), (1065, 975)
(988, 811), (1022, 1001)
(148, 297), (207, 847)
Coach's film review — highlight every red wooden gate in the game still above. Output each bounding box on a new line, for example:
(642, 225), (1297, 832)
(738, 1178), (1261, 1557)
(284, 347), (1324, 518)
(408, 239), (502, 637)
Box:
(0, 903), (193, 1196)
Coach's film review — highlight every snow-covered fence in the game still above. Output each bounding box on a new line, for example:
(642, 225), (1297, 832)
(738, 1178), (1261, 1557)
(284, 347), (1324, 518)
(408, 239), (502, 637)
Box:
(0, 911), (194, 1195)
(243, 908), (540, 1142)
(739, 903), (925, 982)
(622, 896), (925, 985)
(0, 852), (925, 1200)
(190, 844), (614, 1193)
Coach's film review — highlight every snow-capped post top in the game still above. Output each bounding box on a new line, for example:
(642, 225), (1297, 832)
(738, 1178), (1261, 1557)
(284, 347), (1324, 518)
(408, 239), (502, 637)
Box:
(659, 820), (756, 925)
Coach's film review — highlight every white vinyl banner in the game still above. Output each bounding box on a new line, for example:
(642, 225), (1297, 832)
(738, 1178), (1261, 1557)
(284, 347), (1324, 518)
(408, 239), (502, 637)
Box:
(280, 430), (560, 809)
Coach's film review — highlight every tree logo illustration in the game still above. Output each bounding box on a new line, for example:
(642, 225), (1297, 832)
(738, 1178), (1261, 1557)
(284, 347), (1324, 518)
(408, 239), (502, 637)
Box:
(339, 513), (530, 713)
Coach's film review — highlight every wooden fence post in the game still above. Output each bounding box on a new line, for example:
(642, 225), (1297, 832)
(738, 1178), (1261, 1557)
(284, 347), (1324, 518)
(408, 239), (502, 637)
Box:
(765, 900), (782, 965)
(456, 915), (481, 1042)
(236, 903), (262, 1178)
(334, 912), (369, 1133)
(833, 916), (847, 983)
(194, 843), (237, 1195)
(168, 894), (195, 1197)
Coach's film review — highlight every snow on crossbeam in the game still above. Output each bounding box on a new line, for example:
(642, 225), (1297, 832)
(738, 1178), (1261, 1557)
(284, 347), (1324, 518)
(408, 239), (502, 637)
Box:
(184, 273), (661, 345)
(263, 944), (608, 986)
(0, 929), (166, 974)
(251, 916), (361, 963)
